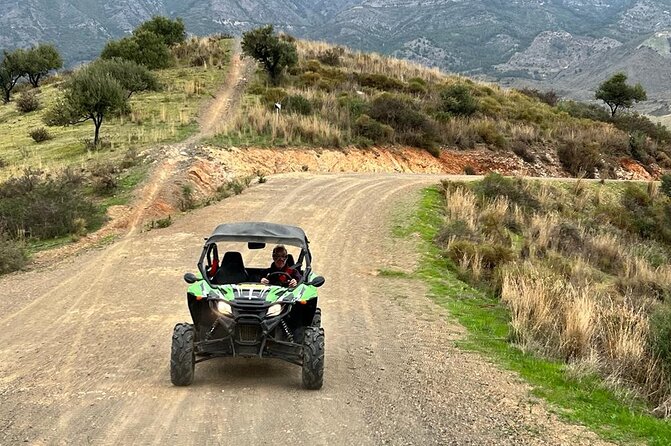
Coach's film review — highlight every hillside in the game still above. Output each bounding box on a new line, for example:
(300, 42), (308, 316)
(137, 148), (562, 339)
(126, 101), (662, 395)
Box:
(4, 0), (671, 108)
(210, 39), (671, 181)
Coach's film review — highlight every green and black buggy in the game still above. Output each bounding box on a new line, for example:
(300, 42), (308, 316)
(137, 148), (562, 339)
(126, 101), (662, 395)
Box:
(171, 222), (326, 389)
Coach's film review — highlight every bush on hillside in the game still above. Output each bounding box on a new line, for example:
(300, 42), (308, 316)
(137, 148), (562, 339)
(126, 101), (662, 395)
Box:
(557, 100), (610, 122)
(440, 84), (478, 116)
(90, 162), (118, 195)
(353, 115), (393, 143)
(661, 174), (671, 198)
(0, 234), (28, 274)
(474, 173), (540, 210)
(369, 93), (437, 150)
(284, 94), (312, 115)
(317, 47), (344, 66)
(0, 168), (103, 240)
(29, 127), (52, 143)
(556, 138), (602, 178)
(263, 88), (288, 106)
(338, 94), (369, 118)
(356, 73), (405, 92)
(650, 303), (671, 371)
(517, 88), (559, 107)
(172, 36), (230, 67)
(15, 90), (40, 113)
(612, 112), (671, 144)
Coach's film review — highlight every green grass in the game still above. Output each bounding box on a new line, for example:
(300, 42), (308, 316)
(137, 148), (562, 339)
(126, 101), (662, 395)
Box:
(0, 39), (233, 179)
(99, 163), (150, 208)
(400, 186), (671, 445)
(377, 269), (412, 278)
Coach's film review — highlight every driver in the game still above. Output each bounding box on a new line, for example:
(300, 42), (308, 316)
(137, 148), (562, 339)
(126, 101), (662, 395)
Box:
(261, 245), (301, 287)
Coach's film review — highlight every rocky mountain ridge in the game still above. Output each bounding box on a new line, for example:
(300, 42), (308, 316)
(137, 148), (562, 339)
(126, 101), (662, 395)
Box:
(2, 0), (671, 107)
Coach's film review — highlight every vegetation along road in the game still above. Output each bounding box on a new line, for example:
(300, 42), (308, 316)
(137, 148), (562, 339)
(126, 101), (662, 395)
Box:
(0, 173), (612, 445)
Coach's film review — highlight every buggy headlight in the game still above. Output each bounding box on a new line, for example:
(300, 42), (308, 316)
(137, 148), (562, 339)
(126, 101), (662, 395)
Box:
(216, 301), (233, 316)
(267, 304), (282, 318)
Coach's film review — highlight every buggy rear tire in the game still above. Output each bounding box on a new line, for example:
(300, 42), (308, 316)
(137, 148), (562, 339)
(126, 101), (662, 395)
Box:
(312, 307), (321, 327)
(302, 326), (324, 390)
(171, 323), (195, 386)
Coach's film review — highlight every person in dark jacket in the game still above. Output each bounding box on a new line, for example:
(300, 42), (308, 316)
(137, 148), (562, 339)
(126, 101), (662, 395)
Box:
(260, 245), (301, 287)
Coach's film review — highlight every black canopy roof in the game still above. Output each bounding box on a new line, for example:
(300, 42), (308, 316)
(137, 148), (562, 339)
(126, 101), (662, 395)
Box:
(206, 222), (309, 248)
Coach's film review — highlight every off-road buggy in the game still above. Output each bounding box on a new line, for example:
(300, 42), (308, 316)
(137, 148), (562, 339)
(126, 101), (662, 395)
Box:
(170, 222), (325, 389)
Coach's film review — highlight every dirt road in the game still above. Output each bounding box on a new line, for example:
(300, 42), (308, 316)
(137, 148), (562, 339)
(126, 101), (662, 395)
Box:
(0, 173), (612, 445)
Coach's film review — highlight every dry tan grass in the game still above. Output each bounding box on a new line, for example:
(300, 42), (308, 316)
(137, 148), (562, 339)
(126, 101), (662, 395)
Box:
(444, 186), (478, 232)
(223, 102), (344, 146)
(297, 40), (444, 83)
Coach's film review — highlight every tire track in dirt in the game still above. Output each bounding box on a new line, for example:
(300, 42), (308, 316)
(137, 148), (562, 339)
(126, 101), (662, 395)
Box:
(0, 174), (614, 446)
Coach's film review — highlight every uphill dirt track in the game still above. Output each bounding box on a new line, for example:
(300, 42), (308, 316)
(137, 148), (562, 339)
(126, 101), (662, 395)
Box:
(0, 173), (612, 445)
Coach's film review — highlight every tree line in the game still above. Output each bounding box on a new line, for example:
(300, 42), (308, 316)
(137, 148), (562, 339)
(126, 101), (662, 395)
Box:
(0, 44), (62, 102)
(0, 18), (654, 149)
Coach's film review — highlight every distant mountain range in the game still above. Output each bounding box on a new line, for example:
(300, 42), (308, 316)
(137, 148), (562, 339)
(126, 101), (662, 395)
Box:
(2, 0), (671, 110)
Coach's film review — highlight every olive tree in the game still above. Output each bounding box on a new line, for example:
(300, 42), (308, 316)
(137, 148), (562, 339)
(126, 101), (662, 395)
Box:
(22, 44), (63, 87)
(0, 49), (27, 103)
(135, 16), (186, 46)
(44, 66), (126, 146)
(101, 30), (174, 69)
(242, 25), (297, 85)
(595, 73), (647, 117)
(89, 58), (159, 98)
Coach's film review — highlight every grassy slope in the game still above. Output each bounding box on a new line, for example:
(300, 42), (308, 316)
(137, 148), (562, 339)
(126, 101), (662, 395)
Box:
(0, 39), (233, 179)
(394, 186), (671, 445)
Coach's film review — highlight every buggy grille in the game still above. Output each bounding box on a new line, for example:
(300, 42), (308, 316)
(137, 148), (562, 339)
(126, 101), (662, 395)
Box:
(237, 324), (260, 342)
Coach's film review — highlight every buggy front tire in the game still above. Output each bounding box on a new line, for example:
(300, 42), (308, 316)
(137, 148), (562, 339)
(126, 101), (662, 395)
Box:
(171, 323), (195, 386)
(311, 307), (321, 327)
(302, 326), (324, 390)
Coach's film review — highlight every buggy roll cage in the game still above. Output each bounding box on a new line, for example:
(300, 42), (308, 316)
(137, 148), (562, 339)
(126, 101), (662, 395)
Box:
(197, 222), (313, 288)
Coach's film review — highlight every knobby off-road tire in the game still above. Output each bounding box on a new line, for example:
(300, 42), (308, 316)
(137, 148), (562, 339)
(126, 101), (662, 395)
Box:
(312, 308), (321, 327)
(302, 326), (324, 390)
(171, 323), (195, 386)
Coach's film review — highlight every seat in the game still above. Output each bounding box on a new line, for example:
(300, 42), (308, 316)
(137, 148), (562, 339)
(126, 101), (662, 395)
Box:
(213, 251), (249, 284)
(286, 254), (295, 267)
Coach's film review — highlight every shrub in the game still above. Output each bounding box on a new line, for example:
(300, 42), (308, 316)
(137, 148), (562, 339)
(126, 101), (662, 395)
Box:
(517, 88), (559, 107)
(612, 113), (671, 144)
(649, 303), (671, 370)
(557, 100), (610, 122)
(407, 80), (428, 95)
(284, 95), (312, 115)
(0, 168), (103, 240)
(446, 240), (513, 270)
(369, 93), (437, 149)
(29, 127), (52, 143)
(512, 144), (536, 163)
(0, 234), (28, 274)
(90, 162), (118, 194)
(172, 35), (230, 67)
(464, 165), (476, 175)
(317, 47), (344, 66)
(120, 148), (140, 169)
(556, 140), (602, 178)
(15, 90), (40, 113)
(475, 120), (507, 149)
(353, 115), (393, 143)
(179, 184), (196, 211)
(338, 94), (369, 118)
(661, 174), (671, 198)
(475, 173), (539, 210)
(437, 219), (479, 246)
(440, 84), (478, 116)
(357, 73), (405, 91)
(263, 88), (288, 106)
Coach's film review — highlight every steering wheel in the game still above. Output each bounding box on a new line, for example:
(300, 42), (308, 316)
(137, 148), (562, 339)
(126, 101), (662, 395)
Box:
(266, 271), (294, 287)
